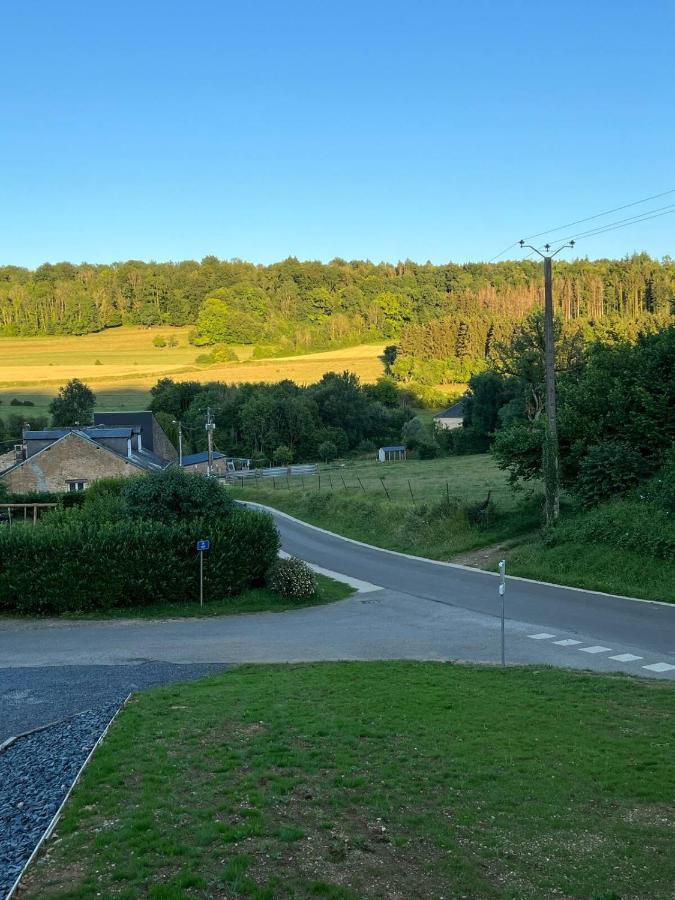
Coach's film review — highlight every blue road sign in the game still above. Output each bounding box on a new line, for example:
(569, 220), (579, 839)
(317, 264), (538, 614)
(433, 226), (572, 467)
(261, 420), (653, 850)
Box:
(197, 539), (210, 551)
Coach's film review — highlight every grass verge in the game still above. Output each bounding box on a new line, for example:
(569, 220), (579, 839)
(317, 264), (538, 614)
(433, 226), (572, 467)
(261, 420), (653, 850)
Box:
(506, 540), (675, 603)
(20, 662), (675, 899)
(5, 575), (354, 620)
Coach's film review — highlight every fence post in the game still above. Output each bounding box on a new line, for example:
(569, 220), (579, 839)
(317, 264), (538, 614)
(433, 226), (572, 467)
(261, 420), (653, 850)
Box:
(328, 473), (333, 491)
(379, 478), (391, 501)
(318, 474), (321, 491)
(408, 479), (415, 504)
(499, 559), (506, 667)
(340, 473), (347, 490)
(357, 475), (366, 493)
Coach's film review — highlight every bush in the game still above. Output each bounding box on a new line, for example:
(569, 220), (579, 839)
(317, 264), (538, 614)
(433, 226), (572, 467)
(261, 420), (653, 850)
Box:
(153, 335), (167, 348)
(442, 425), (491, 456)
(0, 508), (280, 614)
(318, 440), (338, 463)
(273, 444), (294, 466)
(557, 497), (674, 562)
(417, 439), (439, 459)
(122, 468), (234, 521)
(266, 556), (316, 601)
(575, 441), (646, 507)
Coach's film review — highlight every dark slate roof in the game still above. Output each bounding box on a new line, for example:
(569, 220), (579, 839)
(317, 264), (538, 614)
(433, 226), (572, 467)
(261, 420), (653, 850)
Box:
(181, 451), (226, 467)
(127, 449), (171, 472)
(24, 427), (137, 440)
(380, 445), (406, 452)
(435, 401), (465, 418)
(94, 412), (158, 450)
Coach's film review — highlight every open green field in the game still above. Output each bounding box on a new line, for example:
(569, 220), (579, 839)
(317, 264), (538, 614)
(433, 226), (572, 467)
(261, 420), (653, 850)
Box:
(236, 454), (532, 511)
(0, 328), (390, 421)
(21, 662), (675, 899)
(234, 454), (675, 602)
(235, 454), (542, 561)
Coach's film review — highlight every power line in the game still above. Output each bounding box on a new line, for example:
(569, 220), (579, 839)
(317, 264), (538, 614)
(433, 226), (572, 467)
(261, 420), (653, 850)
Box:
(553, 205), (675, 245)
(488, 188), (675, 262)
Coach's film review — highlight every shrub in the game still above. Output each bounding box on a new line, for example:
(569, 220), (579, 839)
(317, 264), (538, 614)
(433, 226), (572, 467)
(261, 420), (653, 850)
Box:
(266, 556), (316, 601)
(153, 335), (167, 348)
(122, 468), (234, 521)
(0, 508), (280, 614)
(575, 441), (646, 507)
(273, 444), (294, 466)
(558, 498), (674, 561)
(442, 425), (490, 455)
(318, 440), (338, 463)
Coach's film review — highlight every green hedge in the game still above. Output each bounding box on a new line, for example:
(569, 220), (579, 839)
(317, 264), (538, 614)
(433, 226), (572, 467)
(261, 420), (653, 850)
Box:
(0, 508), (279, 615)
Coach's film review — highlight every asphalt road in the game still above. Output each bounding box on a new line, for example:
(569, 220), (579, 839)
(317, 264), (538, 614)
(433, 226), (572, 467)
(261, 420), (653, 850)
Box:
(1, 505), (673, 740)
(259, 504), (675, 659)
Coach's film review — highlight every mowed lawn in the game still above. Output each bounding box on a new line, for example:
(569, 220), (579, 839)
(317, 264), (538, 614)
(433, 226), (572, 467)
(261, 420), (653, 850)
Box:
(0, 328), (388, 421)
(21, 663), (675, 899)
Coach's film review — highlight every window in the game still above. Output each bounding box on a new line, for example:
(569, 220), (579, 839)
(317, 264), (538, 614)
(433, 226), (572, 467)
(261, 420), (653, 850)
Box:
(68, 481), (87, 492)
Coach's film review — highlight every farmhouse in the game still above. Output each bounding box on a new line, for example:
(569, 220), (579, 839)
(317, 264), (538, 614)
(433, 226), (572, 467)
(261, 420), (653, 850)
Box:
(433, 400), (465, 430)
(0, 426), (170, 494)
(93, 411), (178, 461)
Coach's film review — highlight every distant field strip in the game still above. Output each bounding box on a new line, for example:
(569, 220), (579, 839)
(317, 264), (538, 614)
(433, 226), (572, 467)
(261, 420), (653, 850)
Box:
(0, 328), (388, 417)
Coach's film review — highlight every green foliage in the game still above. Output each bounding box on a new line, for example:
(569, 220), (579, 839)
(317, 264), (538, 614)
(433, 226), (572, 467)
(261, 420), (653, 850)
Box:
(266, 556), (317, 601)
(0, 508), (280, 614)
(318, 440), (338, 463)
(575, 441), (647, 507)
(122, 468), (234, 521)
(440, 425), (491, 455)
(48, 378), (96, 426)
(492, 420), (545, 483)
(273, 444), (294, 465)
(153, 334), (167, 348)
(545, 497), (674, 562)
(195, 344), (239, 365)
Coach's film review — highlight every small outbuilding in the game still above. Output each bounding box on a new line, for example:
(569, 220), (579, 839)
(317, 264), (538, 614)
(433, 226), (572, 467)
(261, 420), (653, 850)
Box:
(433, 401), (465, 430)
(378, 445), (406, 463)
(181, 450), (228, 475)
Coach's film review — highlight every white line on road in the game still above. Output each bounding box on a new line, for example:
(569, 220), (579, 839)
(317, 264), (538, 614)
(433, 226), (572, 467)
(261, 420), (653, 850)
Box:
(553, 639), (583, 646)
(610, 653), (643, 662)
(528, 633), (556, 640)
(642, 662), (675, 673)
(579, 646), (612, 654)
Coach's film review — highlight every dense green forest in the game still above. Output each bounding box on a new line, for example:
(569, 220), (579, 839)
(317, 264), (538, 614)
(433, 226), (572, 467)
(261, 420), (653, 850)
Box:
(1, 256), (673, 360)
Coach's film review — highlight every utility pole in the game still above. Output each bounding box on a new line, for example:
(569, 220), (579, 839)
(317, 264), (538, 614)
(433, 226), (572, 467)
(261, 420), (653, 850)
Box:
(205, 407), (215, 477)
(519, 239), (575, 525)
(172, 420), (183, 467)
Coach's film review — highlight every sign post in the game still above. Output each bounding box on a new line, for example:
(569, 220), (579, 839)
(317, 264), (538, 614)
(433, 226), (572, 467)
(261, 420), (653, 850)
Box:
(498, 559), (506, 667)
(197, 540), (210, 607)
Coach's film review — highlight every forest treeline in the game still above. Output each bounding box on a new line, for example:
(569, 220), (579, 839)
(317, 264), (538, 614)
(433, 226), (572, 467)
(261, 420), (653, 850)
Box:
(1, 256), (673, 360)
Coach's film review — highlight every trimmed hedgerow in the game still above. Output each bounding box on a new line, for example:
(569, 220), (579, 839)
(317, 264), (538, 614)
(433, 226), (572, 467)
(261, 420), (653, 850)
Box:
(0, 508), (279, 615)
(267, 556), (317, 601)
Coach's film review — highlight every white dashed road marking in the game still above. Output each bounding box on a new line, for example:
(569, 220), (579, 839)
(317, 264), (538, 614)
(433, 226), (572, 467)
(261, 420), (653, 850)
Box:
(524, 634), (673, 676)
(642, 662), (675, 673)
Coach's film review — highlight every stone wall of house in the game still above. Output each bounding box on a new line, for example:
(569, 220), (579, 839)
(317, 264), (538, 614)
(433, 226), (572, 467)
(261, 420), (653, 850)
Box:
(0, 433), (143, 493)
(183, 457), (228, 475)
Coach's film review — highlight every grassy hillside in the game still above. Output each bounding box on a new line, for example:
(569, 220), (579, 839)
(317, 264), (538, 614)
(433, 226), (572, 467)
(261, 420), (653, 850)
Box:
(0, 328), (390, 421)
(234, 454), (674, 602)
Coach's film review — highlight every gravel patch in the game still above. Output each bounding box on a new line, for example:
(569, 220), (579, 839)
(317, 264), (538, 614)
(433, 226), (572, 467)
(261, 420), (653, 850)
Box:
(0, 705), (118, 898)
(0, 662), (228, 742)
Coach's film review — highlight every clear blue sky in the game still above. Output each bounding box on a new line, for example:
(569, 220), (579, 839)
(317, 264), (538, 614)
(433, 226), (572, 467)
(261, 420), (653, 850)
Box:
(2, 0), (673, 268)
